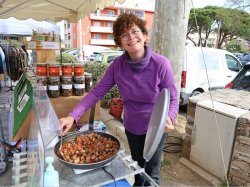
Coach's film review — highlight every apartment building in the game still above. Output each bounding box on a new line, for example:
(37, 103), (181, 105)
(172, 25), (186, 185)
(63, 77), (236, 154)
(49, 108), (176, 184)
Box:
(63, 6), (154, 48)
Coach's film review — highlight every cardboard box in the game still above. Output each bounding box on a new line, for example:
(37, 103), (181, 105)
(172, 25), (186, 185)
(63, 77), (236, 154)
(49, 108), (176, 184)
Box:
(13, 95), (100, 141)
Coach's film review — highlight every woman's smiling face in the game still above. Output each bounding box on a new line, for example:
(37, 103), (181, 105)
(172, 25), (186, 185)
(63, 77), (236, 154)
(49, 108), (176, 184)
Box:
(120, 25), (147, 55)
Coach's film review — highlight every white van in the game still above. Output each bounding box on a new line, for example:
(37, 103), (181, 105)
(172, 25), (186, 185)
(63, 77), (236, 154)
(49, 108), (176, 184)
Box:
(82, 45), (111, 60)
(179, 47), (242, 106)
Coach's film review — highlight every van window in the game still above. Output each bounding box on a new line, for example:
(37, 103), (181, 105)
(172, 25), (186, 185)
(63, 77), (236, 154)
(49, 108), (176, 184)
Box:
(94, 54), (104, 62)
(198, 53), (220, 69)
(225, 54), (241, 72)
(107, 55), (119, 63)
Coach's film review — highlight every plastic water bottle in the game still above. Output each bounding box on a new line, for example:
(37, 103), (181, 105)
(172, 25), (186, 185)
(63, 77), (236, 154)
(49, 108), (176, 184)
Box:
(44, 156), (59, 187)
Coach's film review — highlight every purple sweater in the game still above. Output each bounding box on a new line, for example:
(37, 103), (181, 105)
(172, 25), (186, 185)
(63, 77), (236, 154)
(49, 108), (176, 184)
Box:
(69, 46), (179, 135)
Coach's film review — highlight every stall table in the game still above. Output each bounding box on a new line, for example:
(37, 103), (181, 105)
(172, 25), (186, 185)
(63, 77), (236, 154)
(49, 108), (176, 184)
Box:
(47, 149), (151, 186)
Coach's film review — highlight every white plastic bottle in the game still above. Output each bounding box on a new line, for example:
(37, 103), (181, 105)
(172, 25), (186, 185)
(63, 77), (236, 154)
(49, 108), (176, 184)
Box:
(44, 156), (59, 187)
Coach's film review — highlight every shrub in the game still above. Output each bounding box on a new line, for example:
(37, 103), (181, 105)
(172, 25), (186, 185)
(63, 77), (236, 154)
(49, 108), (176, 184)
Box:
(56, 53), (77, 64)
(84, 62), (121, 108)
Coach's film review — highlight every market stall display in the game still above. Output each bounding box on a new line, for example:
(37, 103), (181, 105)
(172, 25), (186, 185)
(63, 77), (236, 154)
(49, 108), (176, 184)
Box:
(54, 131), (120, 169)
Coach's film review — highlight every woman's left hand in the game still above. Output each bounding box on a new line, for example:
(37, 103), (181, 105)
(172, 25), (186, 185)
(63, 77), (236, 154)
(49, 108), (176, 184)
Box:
(165, 117), (174, 133)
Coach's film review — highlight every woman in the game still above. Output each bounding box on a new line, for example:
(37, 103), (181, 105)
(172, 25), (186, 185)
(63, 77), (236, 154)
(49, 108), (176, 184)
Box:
(60, 13), (178, 186)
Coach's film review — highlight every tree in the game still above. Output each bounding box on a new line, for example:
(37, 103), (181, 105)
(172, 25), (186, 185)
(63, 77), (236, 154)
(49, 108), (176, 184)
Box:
(216, 8), (250, 48)
(187, 6), (250, 48)
(187, 6), (217, 47)
(150, 0), (191, 100)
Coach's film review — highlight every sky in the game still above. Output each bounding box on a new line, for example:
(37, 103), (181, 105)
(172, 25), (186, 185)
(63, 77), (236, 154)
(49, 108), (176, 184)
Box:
(114, 0), (227, 11)
(192, 0), (226, 8)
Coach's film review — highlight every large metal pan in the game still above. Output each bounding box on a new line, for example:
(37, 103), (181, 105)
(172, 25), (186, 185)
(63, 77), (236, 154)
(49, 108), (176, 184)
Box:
(54, 130), (120, 169)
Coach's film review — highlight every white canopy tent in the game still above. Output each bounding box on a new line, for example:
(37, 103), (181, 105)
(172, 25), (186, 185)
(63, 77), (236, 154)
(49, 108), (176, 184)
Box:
(0, 0), (126, 22)
(0, 0), (126, 61)
(0, 17), (60, 35)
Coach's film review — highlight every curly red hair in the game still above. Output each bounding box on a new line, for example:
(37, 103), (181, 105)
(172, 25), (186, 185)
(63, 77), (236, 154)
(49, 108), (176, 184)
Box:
(113, 13), (148, 46)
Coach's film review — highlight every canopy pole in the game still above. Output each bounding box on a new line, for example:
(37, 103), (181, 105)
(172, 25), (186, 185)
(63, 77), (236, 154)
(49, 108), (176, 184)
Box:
(78, 15), (84, 62)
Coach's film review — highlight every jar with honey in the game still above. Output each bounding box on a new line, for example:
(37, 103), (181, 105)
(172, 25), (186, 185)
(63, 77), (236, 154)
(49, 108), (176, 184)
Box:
(61, 76), (72, 96)
(61, 63), (72, 77)
(73, 76), (85, 96)
(48, 76), (60, 98)
(84, 72), (93, 92)
(49, 64), (60, 77)
(36, 63), (47, 77)
(73, 63), (84, 76)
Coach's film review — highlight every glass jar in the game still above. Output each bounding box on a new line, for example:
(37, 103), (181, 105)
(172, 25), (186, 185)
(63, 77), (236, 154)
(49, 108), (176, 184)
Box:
(48, 77), (60, 98)
(36, 63), (47, 77)
(61, 76), (72, 96)
(49, 64), (60, 77)
(84, 72), (93, 92)
(73, 76), (85, 96)
(61, 63), (72, 77)
(37, 76), (48, 91)
(73, 63), (84, 76)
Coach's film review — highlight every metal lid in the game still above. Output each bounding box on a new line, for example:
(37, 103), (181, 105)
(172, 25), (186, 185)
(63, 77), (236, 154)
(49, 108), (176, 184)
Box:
(143, 88), (170, 162)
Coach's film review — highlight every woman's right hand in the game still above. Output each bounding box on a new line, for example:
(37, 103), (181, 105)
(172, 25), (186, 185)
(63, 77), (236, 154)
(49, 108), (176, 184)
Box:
(59, 116), (75, 135)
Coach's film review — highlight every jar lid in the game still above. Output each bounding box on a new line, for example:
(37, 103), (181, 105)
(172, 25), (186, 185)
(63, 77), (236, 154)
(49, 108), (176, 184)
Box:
(49, 76), (60, 80)
(84, 72), (92, 76)
(37, 76), (47, 79)
(74, 75), (84, 78)
(61, 76), (72, 79)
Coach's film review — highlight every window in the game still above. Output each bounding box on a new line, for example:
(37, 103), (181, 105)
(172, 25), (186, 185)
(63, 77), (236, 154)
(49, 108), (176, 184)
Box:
(107, 56), (116, 63)
(108, 34), (113, 40)
(108, 22), (113, 27)
(198, 53), (220, 69)
(226, 54), (242, 72)
(94, 34), (101, 39)
(93, 21), (100, 27)
(108, 10), (115, 16)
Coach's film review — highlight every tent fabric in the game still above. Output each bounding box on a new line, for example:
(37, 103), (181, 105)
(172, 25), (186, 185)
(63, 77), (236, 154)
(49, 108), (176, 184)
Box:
(0, 0), (126, 22)
(0, 17), (60, 35)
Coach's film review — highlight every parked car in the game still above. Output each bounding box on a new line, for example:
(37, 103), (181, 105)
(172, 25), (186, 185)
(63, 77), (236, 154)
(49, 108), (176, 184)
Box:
(62, 49), (84, 61)
(239, 53), (250, 65)
(94, 51), (123, 64)
(180, 47), (242, 106)
(233, 52), (244, 60)
(62, 46), (111, 62)
(89, 52), (101, 61)
(224, 62), (250, 91)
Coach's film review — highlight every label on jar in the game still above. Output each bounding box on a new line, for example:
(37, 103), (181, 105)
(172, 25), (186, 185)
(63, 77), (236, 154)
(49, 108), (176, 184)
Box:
(48, 85), (59, 90)
(62, 84), (73, 89)
(74, 84), (85, 89)
(37, 85), (47, 91)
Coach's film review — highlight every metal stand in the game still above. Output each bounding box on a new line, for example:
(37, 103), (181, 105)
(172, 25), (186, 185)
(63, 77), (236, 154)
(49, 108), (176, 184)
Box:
(11, 151), (28, 187)
(44, 149), (159, 187)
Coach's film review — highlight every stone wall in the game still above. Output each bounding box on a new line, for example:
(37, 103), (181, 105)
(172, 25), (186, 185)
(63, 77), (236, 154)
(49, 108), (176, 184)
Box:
(228, 113), (250, 186)
(182, 89), (250, 186)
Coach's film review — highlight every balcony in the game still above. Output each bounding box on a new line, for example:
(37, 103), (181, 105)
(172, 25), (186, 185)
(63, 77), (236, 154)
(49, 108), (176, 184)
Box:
(90, 26), (113, 33)
(90, 13), (117, 21)
(90, 39), (115, 46)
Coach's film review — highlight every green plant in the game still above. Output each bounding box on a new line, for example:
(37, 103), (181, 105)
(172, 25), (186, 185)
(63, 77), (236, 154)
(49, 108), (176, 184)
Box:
(220, 181), (232, 187)
(161, 159), (172, 167)
(56, 53), (77, 64)
(84, 62), (121, 107)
